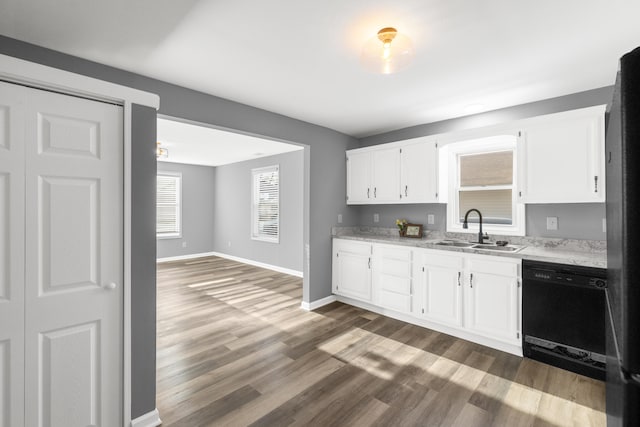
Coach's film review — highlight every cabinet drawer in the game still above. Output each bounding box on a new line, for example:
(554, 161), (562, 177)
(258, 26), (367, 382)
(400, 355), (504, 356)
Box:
(424, 252), (464, 270)
(379, 245), (412, 261)
(334, 239), (371, 256)
(468, 257), (519, 277)
(380, 274), (411, 294)
(380, 258), (412, 277)
(379, 289), (412, 312)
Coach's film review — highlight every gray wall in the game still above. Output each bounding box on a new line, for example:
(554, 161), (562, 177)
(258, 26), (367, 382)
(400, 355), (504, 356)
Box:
(212, 150), (304, 272)
(130, 104), (157, 418)
(156, 162), (216, 259)
(0, 36), (359, 419)
(356, 203), (607, 240)
(357, 87), (613, 241)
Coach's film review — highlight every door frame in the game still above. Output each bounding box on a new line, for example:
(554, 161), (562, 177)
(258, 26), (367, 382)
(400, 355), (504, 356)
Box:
(0, 53), (159, 426)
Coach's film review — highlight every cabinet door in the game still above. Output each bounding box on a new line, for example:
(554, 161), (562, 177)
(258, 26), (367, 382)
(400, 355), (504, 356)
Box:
(400, 140), (438, 203)
(420, 252), (463, 327)
(346, 151), (371, 204)
(518, 107), (605, 203)
(465, 258), (519, 343)
(333, 240), (372, 301)
(371, 147), (400, 202)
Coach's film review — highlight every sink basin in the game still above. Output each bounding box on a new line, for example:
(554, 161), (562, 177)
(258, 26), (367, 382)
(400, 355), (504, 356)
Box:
(471, 244), (524, 252)
(433, 240), (525, 253)
(434, 241), (475, 248)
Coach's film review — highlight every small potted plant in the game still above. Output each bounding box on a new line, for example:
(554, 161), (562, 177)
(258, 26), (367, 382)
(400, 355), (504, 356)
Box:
(396, 219), (408, 236)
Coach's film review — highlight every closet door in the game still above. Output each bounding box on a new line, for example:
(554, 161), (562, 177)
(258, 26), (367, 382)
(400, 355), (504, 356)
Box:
(0, 82), (26, 427)
(22, 87), (123, 426)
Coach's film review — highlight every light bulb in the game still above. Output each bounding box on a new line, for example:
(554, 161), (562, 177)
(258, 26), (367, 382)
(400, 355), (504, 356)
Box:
(360, 27), (414, 74)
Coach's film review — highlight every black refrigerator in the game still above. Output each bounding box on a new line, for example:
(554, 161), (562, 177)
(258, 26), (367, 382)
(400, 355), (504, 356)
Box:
(605, 46), (640, 426)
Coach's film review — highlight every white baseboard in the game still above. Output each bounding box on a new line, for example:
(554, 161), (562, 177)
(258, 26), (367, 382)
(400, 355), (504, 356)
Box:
(301, 295), (337, 311)
(157, 251), (303, 278)
(131, 408), (161, 427)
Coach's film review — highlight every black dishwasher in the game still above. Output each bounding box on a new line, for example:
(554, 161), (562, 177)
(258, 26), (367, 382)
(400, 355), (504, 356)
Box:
(522, 259), (607, 380)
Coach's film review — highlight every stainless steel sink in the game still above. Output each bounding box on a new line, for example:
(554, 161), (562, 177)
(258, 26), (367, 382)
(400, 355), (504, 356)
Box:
(434, 241), (475, 248)
(471, 243), (524, 252)
(434, 240), (525, 252)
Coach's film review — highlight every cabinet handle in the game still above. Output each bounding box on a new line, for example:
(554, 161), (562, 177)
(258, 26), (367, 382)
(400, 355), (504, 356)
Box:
(457, 272), (461, 287)
(470, 273), (473, 288)
(368, 257), (371, 269)
(374, 187), (377, 198)
(594, 176), (598, 193)
(405, 185), (408, 197)
(367, 188), (370, 198)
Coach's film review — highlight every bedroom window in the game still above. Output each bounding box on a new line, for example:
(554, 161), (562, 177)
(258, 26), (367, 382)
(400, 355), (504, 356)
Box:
(445, 134), (525, 236)
(252, 165), (279, 243)
(156, 172), (182, 238)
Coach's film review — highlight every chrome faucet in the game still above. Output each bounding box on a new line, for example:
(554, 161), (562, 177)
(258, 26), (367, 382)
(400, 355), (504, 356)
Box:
(463, 208), (487, 244)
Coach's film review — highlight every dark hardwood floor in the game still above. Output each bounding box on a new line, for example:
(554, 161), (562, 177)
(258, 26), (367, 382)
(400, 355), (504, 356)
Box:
(156, 255), (605, 426)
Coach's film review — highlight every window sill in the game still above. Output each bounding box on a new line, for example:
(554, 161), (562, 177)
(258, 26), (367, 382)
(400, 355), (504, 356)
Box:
(157, 233), (182, 240)
(251, 236), (279, 244)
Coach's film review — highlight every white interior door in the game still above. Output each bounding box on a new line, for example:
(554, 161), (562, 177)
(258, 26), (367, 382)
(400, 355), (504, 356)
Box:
(0, 81), (26, 427)
(8, 83), (123, 427)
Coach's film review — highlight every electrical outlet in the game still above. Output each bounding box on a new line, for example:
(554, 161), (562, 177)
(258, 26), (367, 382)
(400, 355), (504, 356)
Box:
(603, 218), (607, 233)
(427, 214), (435, 225)
(228, 241), (232, 247)
(182, 241), (187, 248)
(546, 217), (558, 230)
(373, 213), (379, 223)
(337, 214), (343, 224)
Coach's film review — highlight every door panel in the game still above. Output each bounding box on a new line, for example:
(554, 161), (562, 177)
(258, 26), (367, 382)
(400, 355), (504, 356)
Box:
(0, 82), (26, 427)
(39, 113), (100, 158)
(40, 322), (100, 426)
(39, 177), (99, 293)
(372, 148), (400, 201)
(346, 152), (370, 203)
(21, 86), (123, 427)
(466, 271), (517, 342)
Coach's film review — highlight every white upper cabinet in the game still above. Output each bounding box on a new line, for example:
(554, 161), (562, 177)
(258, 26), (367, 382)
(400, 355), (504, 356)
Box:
(347, 146), (400, 204)
(346, 151), (371, 203)
(517, 105), (606, 203)
(372, 147), (401, 202)
(346, 137), (438, 205)
(400, 139), (438, 203)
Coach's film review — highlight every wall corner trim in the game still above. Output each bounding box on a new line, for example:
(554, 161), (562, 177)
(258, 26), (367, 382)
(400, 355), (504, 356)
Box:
(131, 408), (162, 427)
(301, 295), (337, 311)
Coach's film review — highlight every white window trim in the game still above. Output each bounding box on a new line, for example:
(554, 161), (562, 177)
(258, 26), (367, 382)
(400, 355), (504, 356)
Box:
(251, 165), (280, 243)
(156, 172), (182, 239)
(446, 134), (525, 237)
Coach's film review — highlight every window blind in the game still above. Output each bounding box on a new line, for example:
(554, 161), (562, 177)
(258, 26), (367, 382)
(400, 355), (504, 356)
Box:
(157, 174), (181, 237)
(252, 165), (279, 242)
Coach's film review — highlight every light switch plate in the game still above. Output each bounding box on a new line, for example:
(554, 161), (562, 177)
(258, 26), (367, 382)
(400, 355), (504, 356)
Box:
(337, 214), (343, 224)
(603, 218), (606, 233)
(546, 217), (558, 230)
(373, 213), (379, 223)
(427, 214), (435, 225)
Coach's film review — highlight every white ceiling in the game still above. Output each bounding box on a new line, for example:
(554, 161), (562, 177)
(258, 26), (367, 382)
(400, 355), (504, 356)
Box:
(2, 0), (640, 138)
(156, 118), (302, 167)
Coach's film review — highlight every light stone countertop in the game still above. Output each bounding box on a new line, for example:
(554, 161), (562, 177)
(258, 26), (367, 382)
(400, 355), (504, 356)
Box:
(332, 227), (607, 269)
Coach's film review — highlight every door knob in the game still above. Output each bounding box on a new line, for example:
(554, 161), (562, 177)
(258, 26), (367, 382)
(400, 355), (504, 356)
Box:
(103, 282), (117, 290)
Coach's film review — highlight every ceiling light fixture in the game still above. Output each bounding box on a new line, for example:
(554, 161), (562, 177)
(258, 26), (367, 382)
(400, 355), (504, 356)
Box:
(156, 141), (169, 159)
(361, 27), (414, 75)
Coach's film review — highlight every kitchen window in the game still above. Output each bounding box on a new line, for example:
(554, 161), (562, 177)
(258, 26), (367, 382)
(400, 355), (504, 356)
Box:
(252, 165), (279, 243)
(156, 172), (182, 238)
(445, 134), (525, 236)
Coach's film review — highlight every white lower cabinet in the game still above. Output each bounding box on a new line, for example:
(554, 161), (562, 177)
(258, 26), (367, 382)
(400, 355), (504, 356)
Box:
(332, 239), (372, 301)
(332, 238), (522, 355)
(465, 255), (521, 345)
(417, 250), (464, 328)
